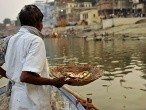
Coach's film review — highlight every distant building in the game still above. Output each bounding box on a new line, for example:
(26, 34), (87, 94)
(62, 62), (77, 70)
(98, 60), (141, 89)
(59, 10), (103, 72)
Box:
(35, 1), (57, 27)
(97, 0), (133, 18)
(6, 24), (16, 31)
(0, 23), (5, 31)
(80, 8), (100, 25)
(96, 0), (146, 18)
(55, 0), (94, 26)
(66, 2), (93, 23)
(132, 0), (146, 16)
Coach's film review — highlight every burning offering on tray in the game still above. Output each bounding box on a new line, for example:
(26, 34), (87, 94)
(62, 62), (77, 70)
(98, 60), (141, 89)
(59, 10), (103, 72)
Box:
(50, 64), (104, 86)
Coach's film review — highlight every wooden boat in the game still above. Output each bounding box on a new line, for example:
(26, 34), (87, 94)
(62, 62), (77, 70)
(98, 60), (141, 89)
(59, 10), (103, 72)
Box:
(0, 84), (86, 110)
(122, 34), (144, 41)
(93, 36), (102, 41)
(0, 84), (100, 110)
(0, 85), (9, 110)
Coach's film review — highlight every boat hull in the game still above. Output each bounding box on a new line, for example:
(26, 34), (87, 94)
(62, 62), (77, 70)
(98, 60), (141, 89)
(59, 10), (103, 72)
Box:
(0, 93), (9, 110)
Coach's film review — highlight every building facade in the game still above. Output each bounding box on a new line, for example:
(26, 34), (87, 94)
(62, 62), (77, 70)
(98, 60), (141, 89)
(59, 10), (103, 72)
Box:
(97, 0), (133, 18)
(80, 8), (100, 24)
(97, 0), (146, 18)
(132, 0), (146, 16)
(55, 0), (94, 26)
(35, 1), (57, 27)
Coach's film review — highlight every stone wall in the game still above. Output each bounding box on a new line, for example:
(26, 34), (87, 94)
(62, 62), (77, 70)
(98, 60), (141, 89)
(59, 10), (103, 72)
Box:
(102, 17), (146, 29)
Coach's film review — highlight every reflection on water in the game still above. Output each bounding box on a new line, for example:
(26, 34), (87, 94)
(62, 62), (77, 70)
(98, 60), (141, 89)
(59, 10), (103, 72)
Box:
(44, 38), (146, 110)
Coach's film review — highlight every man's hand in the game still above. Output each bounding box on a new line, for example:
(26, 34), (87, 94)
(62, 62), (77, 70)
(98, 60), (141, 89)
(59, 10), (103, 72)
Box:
(52, 77), (67, 88)
(64, 78), (79, 86)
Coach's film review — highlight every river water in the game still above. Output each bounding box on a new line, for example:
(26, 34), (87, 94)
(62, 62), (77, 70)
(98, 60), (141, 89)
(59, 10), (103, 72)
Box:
(44, 37), (146, 110)
(0, 37), (146, 110)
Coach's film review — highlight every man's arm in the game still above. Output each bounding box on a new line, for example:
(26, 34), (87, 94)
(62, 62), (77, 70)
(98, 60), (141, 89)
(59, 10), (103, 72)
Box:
(0, 67), (7, 78)
(20, 71), (70, 88)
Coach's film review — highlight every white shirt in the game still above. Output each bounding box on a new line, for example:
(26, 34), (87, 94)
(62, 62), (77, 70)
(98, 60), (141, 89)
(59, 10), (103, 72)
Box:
(5, 27), (52, 110)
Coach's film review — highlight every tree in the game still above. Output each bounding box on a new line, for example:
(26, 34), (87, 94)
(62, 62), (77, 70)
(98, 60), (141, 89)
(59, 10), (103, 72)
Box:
(3, 18), (11, 25)
(15, 16), (21, 26)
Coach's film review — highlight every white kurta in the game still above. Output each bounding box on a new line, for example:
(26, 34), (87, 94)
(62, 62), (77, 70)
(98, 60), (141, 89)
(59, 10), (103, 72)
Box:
(5, 27), (52, 110)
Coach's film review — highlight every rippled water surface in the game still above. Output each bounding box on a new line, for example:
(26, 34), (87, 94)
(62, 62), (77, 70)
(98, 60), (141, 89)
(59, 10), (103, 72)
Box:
(44, 38), (146, 110)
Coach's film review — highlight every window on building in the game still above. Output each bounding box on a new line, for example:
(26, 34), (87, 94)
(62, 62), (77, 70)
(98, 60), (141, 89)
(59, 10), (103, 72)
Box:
(83, 13), (88, 19)
(80, 4), (84, 7)
(93, 14), (96, 17)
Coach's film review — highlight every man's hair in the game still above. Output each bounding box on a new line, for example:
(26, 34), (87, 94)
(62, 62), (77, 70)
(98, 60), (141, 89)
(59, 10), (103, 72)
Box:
(19, 5), (44, 26)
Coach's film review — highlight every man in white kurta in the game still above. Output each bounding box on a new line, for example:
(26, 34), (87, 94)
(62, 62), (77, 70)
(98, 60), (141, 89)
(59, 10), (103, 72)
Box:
(5, 26), (52, 110)
(3, 5), (69, 110)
